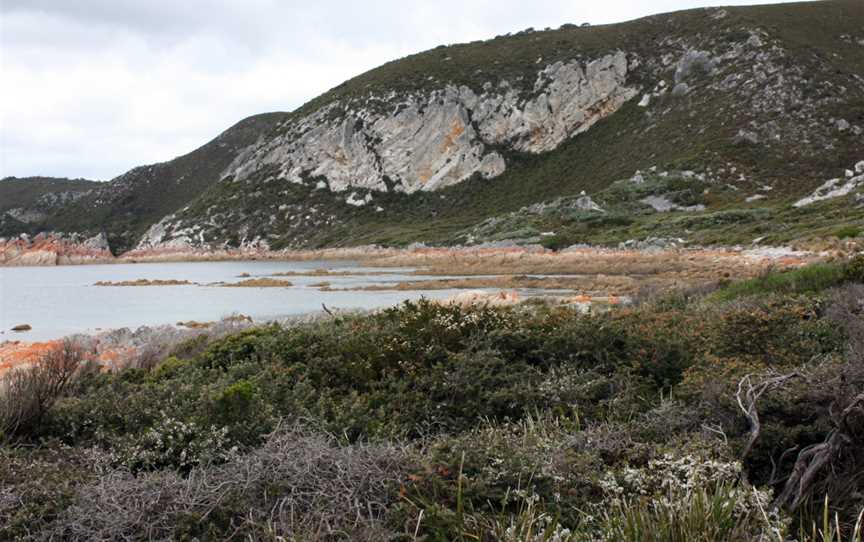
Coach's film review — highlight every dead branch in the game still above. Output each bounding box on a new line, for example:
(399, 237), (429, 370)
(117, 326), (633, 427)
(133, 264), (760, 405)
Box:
(736, 371), (803, 461)
(774, 392), (864, 511)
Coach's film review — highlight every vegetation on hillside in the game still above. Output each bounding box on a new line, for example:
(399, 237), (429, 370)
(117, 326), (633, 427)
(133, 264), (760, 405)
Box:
(160, 0), (864, 250)
(2, 257), (864, 540)
(0, 177), (100, 238)
(3, 1), (863, 252)
(0, 177), (99, 213)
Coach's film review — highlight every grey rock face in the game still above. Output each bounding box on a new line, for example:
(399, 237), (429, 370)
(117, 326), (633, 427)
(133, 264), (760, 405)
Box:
(225, 51), (637, 195)
(83, 232), (110, 250)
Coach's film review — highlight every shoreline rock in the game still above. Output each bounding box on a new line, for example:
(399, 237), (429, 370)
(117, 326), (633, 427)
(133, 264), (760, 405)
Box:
(0, 233), (114, 266)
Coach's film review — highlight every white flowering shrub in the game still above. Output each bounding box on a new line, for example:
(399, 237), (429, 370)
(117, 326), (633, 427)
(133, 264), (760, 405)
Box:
(594, 453), (788, 540)
(112, 416), (238, 472)
(599, 453), (743, 500)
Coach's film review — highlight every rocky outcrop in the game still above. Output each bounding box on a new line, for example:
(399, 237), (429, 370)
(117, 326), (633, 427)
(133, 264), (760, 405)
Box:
(0, 233), (114, 266)
(225, 51), (637, 195)
(794, 160), (864, 207)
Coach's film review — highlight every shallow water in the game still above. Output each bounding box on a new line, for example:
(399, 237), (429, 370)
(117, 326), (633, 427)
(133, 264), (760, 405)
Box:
(0, 260), (466, 341)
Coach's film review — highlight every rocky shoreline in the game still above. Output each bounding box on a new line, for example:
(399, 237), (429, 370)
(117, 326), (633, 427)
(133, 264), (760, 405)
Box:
(0, 232), (837, 268)
(0, 233), (406, 266)
(0, 233), (114, 266)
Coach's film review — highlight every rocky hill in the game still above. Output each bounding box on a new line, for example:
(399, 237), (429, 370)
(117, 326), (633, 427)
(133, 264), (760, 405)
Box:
(3, 0), (864, 255)
(0, 177), (99, 235)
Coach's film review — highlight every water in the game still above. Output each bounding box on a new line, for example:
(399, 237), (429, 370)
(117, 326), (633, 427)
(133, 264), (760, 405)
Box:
(0, 260), (466, 342)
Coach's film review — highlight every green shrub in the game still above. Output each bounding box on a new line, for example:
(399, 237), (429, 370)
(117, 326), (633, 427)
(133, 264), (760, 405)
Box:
(842, 254), (864, 283)
(539, 234), (576, 251)
(833, 225), (861, 240)
(150, 356), (190, 380)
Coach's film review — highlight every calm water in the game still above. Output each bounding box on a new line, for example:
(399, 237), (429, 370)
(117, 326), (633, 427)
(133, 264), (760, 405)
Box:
(0, 260), (464, 342)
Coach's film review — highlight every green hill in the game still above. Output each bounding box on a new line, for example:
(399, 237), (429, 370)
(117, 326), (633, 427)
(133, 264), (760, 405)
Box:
(4, 0), (863, 252)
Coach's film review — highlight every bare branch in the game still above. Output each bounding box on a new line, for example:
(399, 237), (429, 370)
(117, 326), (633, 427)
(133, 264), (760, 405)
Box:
(736, 371), (803, 461)
(774, 392), (864, 511)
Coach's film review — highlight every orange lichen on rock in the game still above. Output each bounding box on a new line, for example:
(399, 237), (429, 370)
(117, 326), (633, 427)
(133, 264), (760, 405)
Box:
(0, 340), (63, 373)
(0, 340), (135, 376)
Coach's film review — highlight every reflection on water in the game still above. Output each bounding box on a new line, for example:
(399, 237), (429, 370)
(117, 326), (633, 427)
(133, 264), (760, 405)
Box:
(0, 260), (464, 341)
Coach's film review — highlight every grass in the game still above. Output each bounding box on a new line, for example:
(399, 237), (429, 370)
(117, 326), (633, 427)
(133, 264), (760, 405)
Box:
(795, 498), (864, 542)
(599, 484), (771, 542)
(710, 262), (848, 302)
(342, 275), (618, 293)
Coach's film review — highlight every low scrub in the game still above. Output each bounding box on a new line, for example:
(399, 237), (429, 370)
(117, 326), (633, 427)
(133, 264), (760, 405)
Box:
(3, 265), (864, 539)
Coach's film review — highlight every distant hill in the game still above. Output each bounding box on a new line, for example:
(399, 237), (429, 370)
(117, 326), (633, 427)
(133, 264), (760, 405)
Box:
(0, 177), (100, 238)
(0, 177), (99, 213)
(4, 0), (864, 253)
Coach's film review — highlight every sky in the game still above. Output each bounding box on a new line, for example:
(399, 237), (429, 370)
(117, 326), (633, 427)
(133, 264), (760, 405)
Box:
(1, 0), (801, 181)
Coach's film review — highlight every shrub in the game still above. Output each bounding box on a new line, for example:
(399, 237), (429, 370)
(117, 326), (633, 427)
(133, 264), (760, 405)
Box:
(0, 340), (88, 439)
(540, 234), (577, 251)
(112, 416), (237, 472)
(11, 292), (862, 538)
(833, 225), (861, 240)
(842, 254), (864, 284)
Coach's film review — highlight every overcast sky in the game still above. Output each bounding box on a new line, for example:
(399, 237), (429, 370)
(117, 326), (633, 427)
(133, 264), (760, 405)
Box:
(1, 0), (801, 181)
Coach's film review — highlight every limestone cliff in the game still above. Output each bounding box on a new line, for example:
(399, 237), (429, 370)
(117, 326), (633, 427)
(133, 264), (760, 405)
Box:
(225, 51), (636, 194)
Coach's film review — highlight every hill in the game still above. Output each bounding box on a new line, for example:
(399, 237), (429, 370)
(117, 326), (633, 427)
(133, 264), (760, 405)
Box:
(0, 177), (99, 237)
(3, 0), (864, 254)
